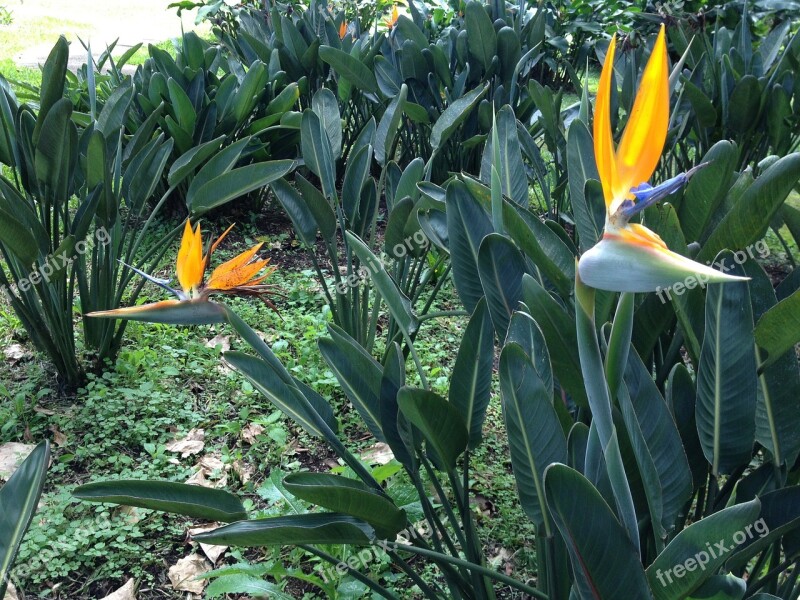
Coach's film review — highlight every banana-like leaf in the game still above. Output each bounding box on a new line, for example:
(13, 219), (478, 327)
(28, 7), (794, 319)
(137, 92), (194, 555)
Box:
(33, 36), (68, 145)
(271, 177), (319, 246)
(678, 141), (737, 243)
(446, 180), (493, 313)
(0, 207), (39, 267)
(186, 136), (251, 198)
(379, 343), (415, 469)
(225, 351), (332, 440)
(168, 135), (225, 187)
(296, 174), (337, 243)
(74, 480), (247, 522)
(318, 324), (384, 443)
(345, 232), (418, 337)
(696, 252), (757, 475)
(503, 200), (575, 298)
(754, 289), (800, 371)
(566, 119), (602, 252)
(341, 143), (372, 224)
(375, 84), (407, 166)
(319, 46), (378, 94)
(739, 259), (800, 466)
(622, 348), (693, 537)
(477, 233), (526, 339)
(193, 513), (375, 546)
(430, 84), (488, 154)
(301, 109), (337, 201)
(0, 440), (50, 599)
(481, 107), (528, 206)
(283, 473), (406, 539)
(666, 364), (707, 490)
(189, 160), (294, 215)
(645, 499), (761, 600)
(698, 152), (800, 263)
(725, 486), (800, 571)
(449, 298), (494, 448)
(397, 387), (468, 470)
(465, 1), (497, 72)
(544, 464), (651, 599)
(501, 343), (566, 531)
(685, 574), (745, 600)
(521, 275), (587, 406)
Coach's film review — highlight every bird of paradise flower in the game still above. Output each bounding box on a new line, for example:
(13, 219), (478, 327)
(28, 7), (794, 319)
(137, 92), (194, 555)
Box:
(577, 25), (746, 292)
(86, 221), (279, 323)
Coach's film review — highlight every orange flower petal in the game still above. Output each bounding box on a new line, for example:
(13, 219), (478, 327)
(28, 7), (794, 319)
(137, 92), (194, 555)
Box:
(204, 223), (236, 270)
(207, 258), (271, 290)
(615, 25), (669, 211)
(339, 21), (347, 39)
(176, 220), (204, 293)
(594, 35), (619, 211)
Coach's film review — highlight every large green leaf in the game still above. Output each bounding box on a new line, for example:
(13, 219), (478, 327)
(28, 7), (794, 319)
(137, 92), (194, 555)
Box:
(225, 351), (332, 440)
(696, 252), (757, 475)
(666, 364), (707, 490)
(0, 441), (49, 599)
(271, 177), (320, 246)
(465, 1), (497, 72)
(698, 152), (800, 262)
(725, 486), (800, 571)
(646, 499), (761, 600)
(379, 342), (414, 469)
(73, 480), (247, 522)
(34, 97), (74, 196)
(678, 141), (737, 243)
(740, 259), (800, 466)
(446, 180), (493, 313)
(544, 464), (651, 599)
(754, 289), (800, 371)
(430, 84), (488, 154)
(0, 207), (39, 267)
(283, 473), (406, 539)
(345, 232), (418, 337)
(685, 574), (745, 600)
(296, 174), (337, 243)
(503, 200), (575, 298)
(311, 88), (342, 160)
(397, 387), (468, 470)
(375, 84), (407, 166)
(319, 46), (378, 94)
(622, 348), (693, 537)
(301, 110), (337, 201)
(449, 298), (494, 449)
(521, 275), (587, 406)
(168, 135), (225, 187)
(189, 160), (294, 215)
(566, 119), (601, 252)
(500, 343), (566, 531)
(477, 233), (526, 339)
(318, 324), (384, 443)
(186, 136), (251, 198)
(193, 513), (375, 546)
(480, 106), (527, 207)
(33, 36), (68, 146)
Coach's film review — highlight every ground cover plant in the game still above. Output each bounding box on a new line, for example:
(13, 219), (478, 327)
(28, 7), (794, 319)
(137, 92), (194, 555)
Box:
(1, 0), (800, 599)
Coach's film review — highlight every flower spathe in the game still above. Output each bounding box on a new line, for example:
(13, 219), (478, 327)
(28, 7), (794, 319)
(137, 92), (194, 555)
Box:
(87, 220), (277, 322)
(577, 26), (747, 293)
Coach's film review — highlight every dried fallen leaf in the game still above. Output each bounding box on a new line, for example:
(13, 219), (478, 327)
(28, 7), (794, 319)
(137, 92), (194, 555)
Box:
(49, 425), (67, 447)
(188, 525), (228, 564)
(165, 429), (205, 458)
(167, 554), (211, 594)
(186, 454), (228, 489)
(115, 505), (143, 525)
(204, 334), (231, 352)
(0, 442), (36, 480)
(241, 423), (265, 445)
(232, 459), (254, 484)
(4, 343), (28, 364)
(5, 582), (19, 600)
(34, 405), (56, 416)
(99, 578), (137, 600)
(360, 442), (394, 465)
